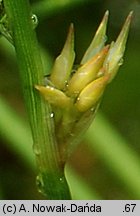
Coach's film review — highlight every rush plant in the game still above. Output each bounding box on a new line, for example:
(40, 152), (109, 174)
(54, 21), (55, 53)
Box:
(1, 0), (132, 199)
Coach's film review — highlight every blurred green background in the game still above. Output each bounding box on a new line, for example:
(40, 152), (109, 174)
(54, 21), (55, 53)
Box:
(0, 0), (140, 199)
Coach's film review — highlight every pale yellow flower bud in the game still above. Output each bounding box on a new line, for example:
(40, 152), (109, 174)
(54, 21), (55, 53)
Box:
(34, 11), (132, 164)
(81, 10), (109, 64)
(50, 24), (75, 90)
(35, 85), (72, 108)
(104, 11), (133, 83)
(75, 74), (109, 112)
(67, 45), (109, 97)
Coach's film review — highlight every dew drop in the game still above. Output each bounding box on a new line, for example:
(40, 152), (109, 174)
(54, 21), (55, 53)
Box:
(45, 112), (55, 121)
(33, 144), (41, 156)
(36, 175), (44, 193)
(50, 112), (54, 118)
(59, 176), (64, 183)
(90, 107), (96, 113)
(31, 14), (38, 29)
(50, 113), (54, 118)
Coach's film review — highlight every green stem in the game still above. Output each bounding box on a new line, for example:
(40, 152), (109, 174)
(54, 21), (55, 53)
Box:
(3, 0), (71, 199)
(0, 96), (100, 199)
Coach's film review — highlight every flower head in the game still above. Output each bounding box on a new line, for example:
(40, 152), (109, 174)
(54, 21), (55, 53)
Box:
(35, 11), (132, 164)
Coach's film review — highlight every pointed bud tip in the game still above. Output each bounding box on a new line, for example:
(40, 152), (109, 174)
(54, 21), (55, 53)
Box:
(104, 44), (110, 52)
(62, 23), (74, 50)
(35, 85), (47, 93)
(69, 23), (74, 31)
(104, 10), (109, 19)
(67, 23), (74, 39)
(128, 11), (133, 19)
(101, 10), (109, 25)
(125, 11), (133, 26)
(118, 11), (133, 37)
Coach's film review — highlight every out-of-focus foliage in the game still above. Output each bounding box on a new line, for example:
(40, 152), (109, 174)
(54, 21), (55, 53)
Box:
(0, 0), (140, 199)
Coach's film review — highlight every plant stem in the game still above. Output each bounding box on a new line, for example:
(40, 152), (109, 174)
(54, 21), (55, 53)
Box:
(0, 96), (100, 200)
(3, 0), (71, 199)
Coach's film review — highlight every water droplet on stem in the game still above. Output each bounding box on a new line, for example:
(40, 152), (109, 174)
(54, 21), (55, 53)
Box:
(33, 144), (41, 156)
(31, 14), (38, 29)
(50, 112), (54, 118)
(36, 175), (44, 193)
